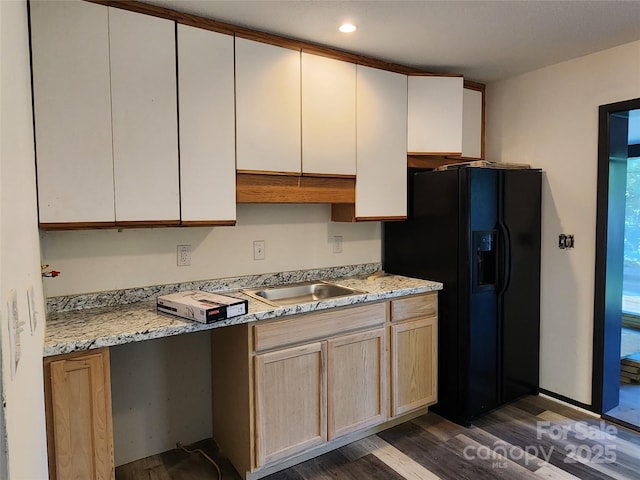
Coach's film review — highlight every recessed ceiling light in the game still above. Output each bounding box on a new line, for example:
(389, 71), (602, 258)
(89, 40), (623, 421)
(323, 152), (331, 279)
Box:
(339, 23), (357, 33)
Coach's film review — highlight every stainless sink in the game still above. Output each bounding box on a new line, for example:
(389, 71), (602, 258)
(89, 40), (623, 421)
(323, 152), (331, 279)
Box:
(241, 281), (365, 307)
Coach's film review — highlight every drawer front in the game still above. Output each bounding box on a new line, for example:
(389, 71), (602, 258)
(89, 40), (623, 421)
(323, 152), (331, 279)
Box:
(390, 293), (438, 323)
(254, 302), (386, 352)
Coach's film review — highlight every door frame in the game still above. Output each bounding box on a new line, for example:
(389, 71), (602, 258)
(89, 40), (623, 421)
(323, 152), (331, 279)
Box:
(592, 97), (640, 413)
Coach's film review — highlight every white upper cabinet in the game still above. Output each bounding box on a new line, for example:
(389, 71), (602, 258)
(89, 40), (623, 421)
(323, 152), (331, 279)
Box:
(109, 8), (179, 223)
(235, 38), (301, 174)
(31, 1), (115, 224)
(355, 65), (408, 220)
(301, 54), (356, 176)
(177, 25), (236, 224)
(461, 87), (484, 159)
(407, 76), (464, 155)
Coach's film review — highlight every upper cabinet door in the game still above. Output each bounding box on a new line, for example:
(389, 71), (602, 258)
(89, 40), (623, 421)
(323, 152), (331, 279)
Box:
(461, 87), (484, 159)
(355, 65), (408, 220)
(109, 8), (179, 223)
(31, 1), (115, 225)
(407, 76), (464, 155)
(235, 38), (301, 175)
(301, 54), (356, 176)
(177, 25), (236, 224)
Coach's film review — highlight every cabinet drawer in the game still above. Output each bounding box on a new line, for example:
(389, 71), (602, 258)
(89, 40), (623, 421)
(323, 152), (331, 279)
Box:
(390, 293), (437, 322)
(254, 302), (386, 352)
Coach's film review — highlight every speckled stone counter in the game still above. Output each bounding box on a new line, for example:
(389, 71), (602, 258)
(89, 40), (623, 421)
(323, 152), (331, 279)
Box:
(44, 265), (442, 357)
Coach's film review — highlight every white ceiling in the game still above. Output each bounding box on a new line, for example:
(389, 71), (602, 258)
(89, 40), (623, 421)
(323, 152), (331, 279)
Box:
(147, 0), (640, 83)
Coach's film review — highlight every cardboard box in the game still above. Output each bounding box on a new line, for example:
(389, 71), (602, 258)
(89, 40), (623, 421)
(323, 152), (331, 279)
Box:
(157, 290), (248, 324)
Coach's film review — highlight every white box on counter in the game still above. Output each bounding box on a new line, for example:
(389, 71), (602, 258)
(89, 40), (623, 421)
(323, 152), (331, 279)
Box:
(157, 290), (248, 324)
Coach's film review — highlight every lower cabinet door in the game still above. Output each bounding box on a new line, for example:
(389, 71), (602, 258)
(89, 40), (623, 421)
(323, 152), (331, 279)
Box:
(327, 328), (386, 439)
(391, 317), (438, 416)
(254, 342), (327, 466)
(44, 348), (114, 480)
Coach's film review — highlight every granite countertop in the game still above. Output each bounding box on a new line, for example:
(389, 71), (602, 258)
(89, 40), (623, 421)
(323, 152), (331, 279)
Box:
(44, 267), (442, 357)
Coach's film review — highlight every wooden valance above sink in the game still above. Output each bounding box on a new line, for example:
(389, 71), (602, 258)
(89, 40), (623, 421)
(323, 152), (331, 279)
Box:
(236, 173), (355, 204)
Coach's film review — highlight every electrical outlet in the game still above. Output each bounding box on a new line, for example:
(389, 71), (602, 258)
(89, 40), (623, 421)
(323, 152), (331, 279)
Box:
(332, 236), (343, 253)
(253, 240), (266, 260)
(177, 245), (191, 266)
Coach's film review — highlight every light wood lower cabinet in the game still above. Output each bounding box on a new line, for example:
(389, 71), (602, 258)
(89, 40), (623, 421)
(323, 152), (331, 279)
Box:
(212, 297), (437, 479)
(254, 343), (327, 465)
(327, 328), (386, 439)
(390, 316), (438, 416)
(252, 304), (387, 469)
(212, 303), (389, 478)
(390, 293), (439, 417)
(43, 348), (114, 480)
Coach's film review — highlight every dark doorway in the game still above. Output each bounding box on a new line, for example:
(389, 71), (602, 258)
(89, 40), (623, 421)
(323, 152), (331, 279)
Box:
(593, 97), (640, 430)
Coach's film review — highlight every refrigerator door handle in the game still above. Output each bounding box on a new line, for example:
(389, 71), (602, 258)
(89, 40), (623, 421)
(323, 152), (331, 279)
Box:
(498, 222), (512, 296)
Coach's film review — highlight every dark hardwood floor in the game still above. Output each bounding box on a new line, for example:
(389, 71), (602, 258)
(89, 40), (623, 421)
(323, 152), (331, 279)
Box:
(116, 395), (640, 480)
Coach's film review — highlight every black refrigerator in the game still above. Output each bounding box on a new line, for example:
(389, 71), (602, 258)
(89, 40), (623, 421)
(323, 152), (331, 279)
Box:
(384, 167), (541, 426)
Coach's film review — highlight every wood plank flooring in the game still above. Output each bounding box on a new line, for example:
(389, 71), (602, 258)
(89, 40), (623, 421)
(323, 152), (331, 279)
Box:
(116, 395), (640, 480)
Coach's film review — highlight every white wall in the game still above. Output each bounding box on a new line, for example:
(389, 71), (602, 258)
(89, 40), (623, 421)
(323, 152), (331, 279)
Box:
(0, 1), (49, 478)
(110, 331), (214, 466)
(486, 40), (640, 404)
(41, 204), (381, 297)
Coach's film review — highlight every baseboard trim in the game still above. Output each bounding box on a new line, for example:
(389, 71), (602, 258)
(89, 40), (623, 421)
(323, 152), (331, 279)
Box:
(539, 389), (597, 416)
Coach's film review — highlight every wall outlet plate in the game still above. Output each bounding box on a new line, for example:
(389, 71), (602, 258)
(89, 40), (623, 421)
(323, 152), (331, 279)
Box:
(177, 245), (191, 266)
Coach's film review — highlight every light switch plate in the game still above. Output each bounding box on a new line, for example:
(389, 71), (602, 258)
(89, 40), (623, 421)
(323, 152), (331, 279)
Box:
(332, 236), (343, 253)
(253, 240), (265, 260)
